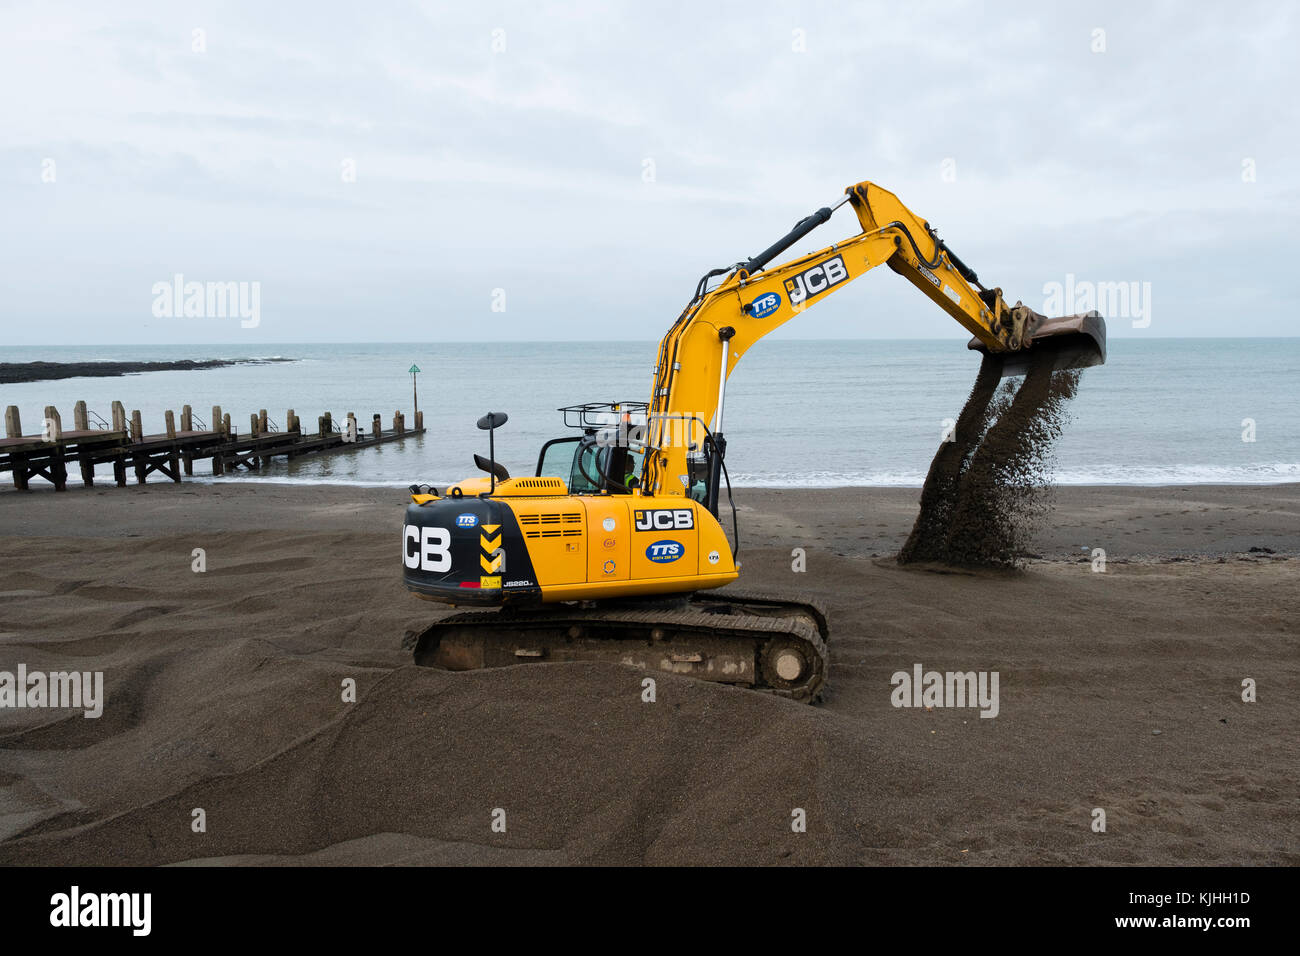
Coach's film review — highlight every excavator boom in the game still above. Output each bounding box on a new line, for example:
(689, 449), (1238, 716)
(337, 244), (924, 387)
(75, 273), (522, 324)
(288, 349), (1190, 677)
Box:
(642, 180), (1105, 501)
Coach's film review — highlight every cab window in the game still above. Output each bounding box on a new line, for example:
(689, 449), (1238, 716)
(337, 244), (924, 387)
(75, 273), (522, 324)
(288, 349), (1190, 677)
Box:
(536, 437), (580, 488)
(570, 441), (603, 494)
(537, 435), (646, 495)
(685, 451), (711, 504)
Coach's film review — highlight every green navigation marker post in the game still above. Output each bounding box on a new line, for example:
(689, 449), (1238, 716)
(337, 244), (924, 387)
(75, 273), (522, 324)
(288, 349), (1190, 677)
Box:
(409, 364), (421, 418)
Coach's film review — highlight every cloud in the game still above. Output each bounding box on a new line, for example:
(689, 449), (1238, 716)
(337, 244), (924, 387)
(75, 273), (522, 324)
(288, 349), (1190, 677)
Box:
(1, 0), (1296, 345)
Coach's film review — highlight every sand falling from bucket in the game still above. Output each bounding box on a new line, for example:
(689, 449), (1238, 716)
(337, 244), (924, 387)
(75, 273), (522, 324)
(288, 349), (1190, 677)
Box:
(899, 350), (1084, 568)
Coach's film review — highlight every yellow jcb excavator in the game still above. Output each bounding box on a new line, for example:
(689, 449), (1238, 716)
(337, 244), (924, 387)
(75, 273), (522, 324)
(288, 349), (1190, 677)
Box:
(401, 179), (1105, 701)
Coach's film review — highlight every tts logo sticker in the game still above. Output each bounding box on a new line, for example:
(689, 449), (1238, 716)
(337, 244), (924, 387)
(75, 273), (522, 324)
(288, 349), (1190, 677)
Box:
(784, 254), (848, 307)
(645, 540), (684, 563)
(456, 513), (478, 528)
(634, 509), (694, 531)
(747, 291), (781, 318)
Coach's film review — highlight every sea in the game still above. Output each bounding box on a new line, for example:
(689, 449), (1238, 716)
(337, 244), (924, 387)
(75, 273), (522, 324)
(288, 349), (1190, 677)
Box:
(2, 339), (1296, 489)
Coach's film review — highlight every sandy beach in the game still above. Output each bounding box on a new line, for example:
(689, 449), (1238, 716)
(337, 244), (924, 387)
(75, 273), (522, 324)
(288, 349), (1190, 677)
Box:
(0, 481), (1296, 865)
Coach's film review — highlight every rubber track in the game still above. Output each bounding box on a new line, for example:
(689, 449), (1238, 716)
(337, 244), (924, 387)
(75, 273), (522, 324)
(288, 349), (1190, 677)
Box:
(694, 588), (830, 641)
(410, 603), (829, 703)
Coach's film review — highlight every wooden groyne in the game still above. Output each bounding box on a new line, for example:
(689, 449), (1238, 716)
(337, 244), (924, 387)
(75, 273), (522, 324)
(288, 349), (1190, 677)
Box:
(0, 400), (425, 491)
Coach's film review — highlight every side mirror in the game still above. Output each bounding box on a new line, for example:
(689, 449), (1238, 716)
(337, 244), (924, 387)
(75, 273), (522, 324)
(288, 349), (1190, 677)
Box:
(477, 411), (508, 431)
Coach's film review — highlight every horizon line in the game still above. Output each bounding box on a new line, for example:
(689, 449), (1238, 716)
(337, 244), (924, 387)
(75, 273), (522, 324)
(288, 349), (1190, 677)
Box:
(6, 334), (1300, 349)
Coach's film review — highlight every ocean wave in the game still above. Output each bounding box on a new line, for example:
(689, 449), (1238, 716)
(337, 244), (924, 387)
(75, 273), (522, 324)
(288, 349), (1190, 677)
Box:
(183, 462), (1300, 489)
(728, 463), (1300, 487)
(1048, 463), (1300, 486)
(189, 475), (419, 488)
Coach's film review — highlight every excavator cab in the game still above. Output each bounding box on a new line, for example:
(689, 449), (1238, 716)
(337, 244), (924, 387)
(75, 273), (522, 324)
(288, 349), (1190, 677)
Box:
(536, 432), (646, 495)
(537, 403), (724, 510)
(533, 402), (652, 496)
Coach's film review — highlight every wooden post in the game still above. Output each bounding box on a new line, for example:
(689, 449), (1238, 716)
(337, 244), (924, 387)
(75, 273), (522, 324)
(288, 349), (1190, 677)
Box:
(179, 406), (194, 475)
(34, 406), (66, 489)
(249, 414), (260, 467)
(415, 410), (423, 431)
(43, 406), (63, 441)
(78, 446), (95, 487)
(212, 410), (225, 474)
(372, 414), (382, 439)
(214, 410), (230, 475)
(7, 410), (26, 487)
(10, 451), (28, 490)
(50, 450), (68, 491)
(321, 412), (333, 439)
(286, 409), (297, 434)
(111, 402), (127, 484)
(259, 409), (268, 434)
(131, 409), (146, 483)
(74, 400), (89, 431)
(165, 410), (177, 439)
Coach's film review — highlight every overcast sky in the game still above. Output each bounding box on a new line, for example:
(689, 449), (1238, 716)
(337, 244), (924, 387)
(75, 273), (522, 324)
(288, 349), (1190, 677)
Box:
(2, 0), (1296, 346)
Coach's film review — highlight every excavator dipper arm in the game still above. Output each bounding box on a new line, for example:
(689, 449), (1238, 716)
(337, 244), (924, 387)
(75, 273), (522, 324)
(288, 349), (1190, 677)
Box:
(642, 179), (1105, 500)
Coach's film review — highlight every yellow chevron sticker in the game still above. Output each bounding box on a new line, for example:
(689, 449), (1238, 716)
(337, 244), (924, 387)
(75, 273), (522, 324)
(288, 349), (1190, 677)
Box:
(480, 552), (503, 573)
(480, 532), (501, 552)
(481, 524), (500, 534)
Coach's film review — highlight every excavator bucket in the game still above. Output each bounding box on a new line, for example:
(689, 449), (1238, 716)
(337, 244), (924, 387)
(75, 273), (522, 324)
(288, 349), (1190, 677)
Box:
(970, 310), (1107, 378)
